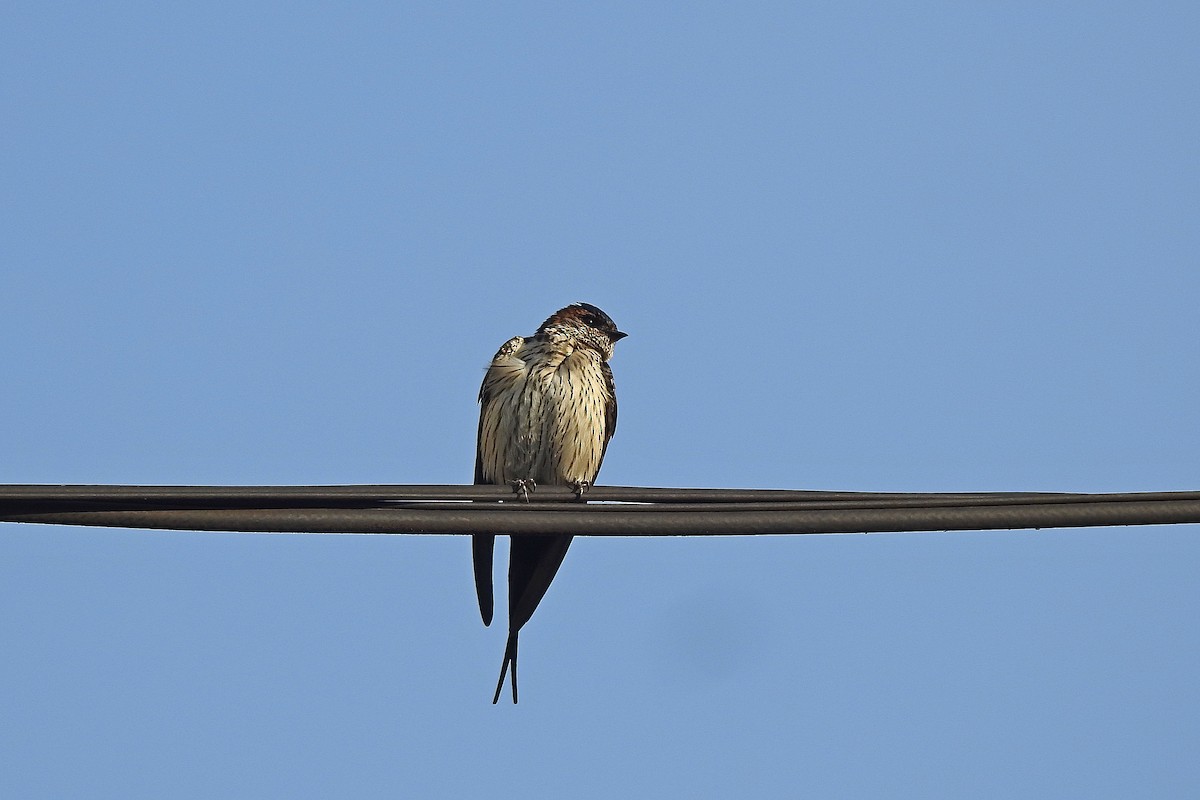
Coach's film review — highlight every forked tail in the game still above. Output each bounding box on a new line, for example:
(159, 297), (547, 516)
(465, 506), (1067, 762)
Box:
(492, 632), (519, 704)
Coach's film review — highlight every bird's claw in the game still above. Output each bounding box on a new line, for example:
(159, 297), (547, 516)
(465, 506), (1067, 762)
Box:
(509, 479), (537, 502)
(570, 480), (592, 499)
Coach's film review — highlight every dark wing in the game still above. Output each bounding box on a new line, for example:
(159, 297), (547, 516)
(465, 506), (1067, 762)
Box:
(472, 396), (494, 626)
(593, 359), (619, 478)
(465, 400), (489, 623)
(472, 335), (528, 628)
(473, 391), (488, 485)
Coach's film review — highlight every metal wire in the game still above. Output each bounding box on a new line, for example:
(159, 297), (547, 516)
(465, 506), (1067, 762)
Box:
(2, 484), (1198, 536)
(0, 483), (1072, 504)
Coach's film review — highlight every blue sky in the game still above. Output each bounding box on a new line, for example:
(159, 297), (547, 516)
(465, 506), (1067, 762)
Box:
(3, 2), (1198, 797)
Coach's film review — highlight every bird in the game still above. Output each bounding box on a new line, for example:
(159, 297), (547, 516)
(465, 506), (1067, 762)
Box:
(473, 302), (626, 703)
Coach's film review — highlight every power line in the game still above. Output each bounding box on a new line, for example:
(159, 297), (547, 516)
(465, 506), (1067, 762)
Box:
(2, 484), (1198, 536)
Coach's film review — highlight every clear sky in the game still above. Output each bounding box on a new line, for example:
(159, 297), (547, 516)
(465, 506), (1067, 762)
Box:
(3, 2), (1198, 797)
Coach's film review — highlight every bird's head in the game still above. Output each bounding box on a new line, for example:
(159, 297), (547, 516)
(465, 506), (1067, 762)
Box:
(538, 303), (627, 359)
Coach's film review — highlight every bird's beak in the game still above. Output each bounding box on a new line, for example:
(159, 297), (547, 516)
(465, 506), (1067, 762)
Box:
(612, 330), (628, 341)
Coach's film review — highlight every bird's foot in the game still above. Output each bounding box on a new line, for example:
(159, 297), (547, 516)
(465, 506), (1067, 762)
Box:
(509, 479), (537, 503)
(570, 480), (592, 499)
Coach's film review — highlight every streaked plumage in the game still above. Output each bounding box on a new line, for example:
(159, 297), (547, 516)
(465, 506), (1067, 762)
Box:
(473, 303), (625, 703)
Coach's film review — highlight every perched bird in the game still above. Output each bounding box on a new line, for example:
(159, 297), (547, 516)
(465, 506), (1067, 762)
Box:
(474, 302), (626, 703)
